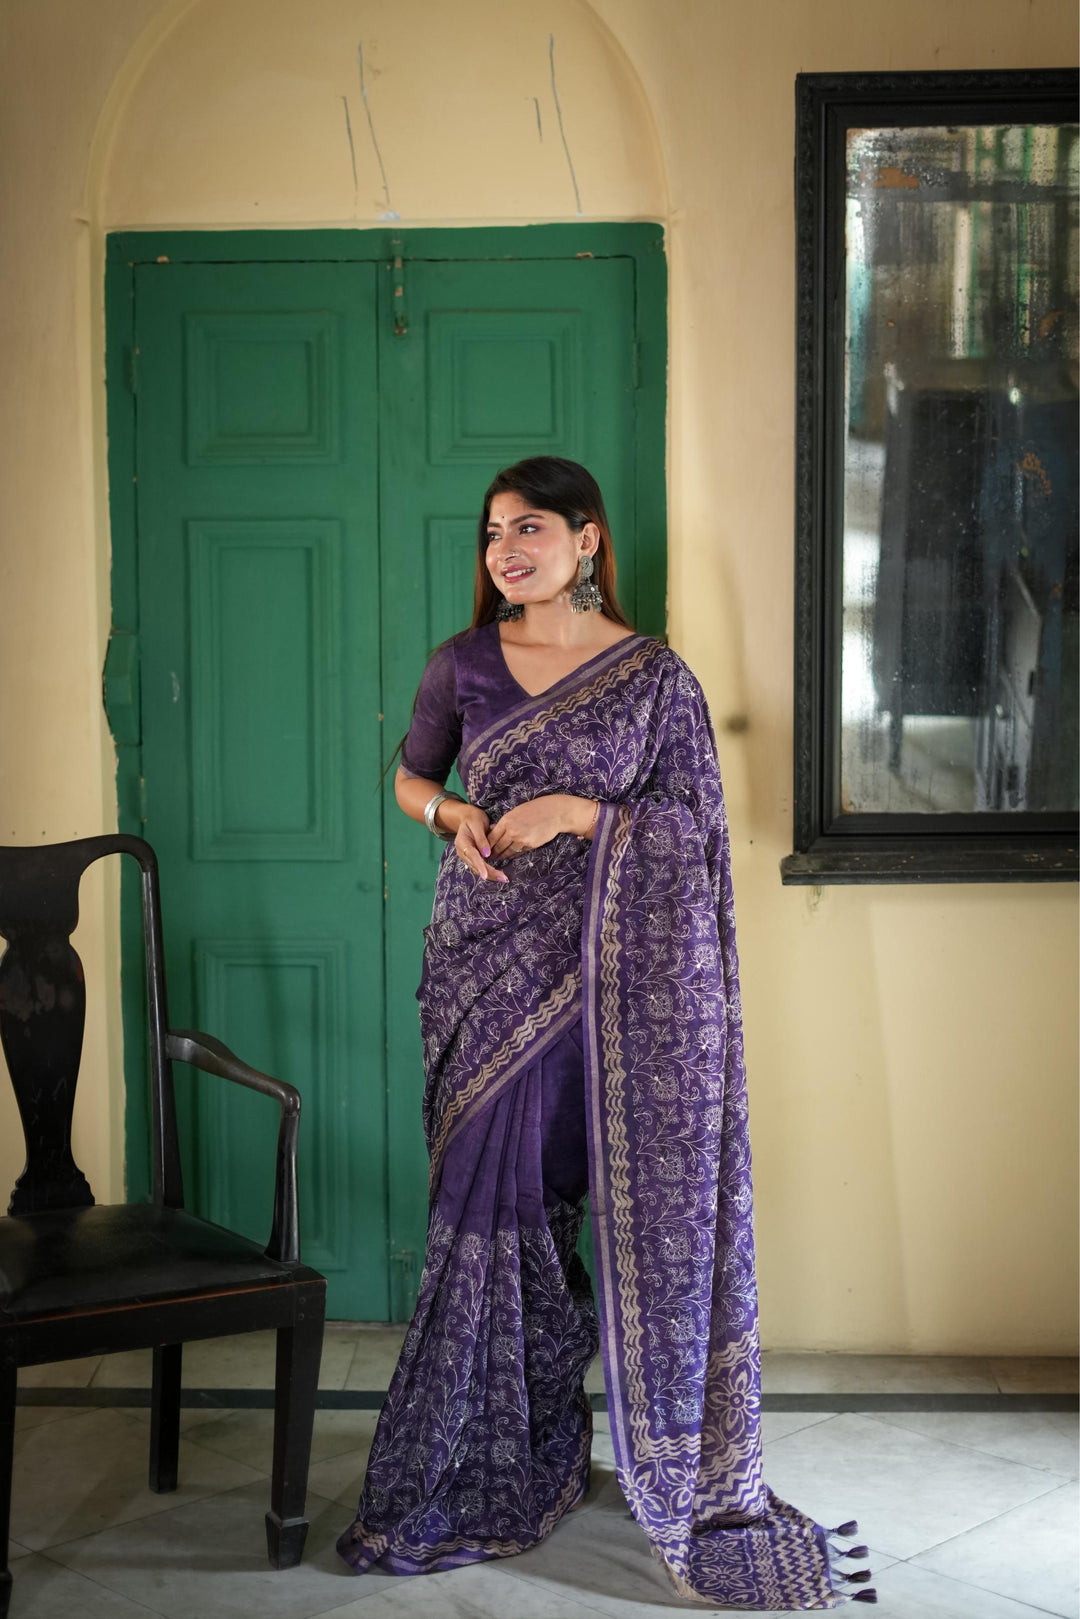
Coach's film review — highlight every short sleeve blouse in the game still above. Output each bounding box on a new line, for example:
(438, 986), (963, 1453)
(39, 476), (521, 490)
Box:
(399, 641), (462, 784)
(400, 623), (536, 784)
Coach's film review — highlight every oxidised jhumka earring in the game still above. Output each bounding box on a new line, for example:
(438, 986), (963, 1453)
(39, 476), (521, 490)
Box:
(570, 553), (603, 613)
(496, 598), (524, 622)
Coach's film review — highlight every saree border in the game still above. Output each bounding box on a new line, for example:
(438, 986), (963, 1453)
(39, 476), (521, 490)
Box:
(429, 968), (583, 1184)
(460, 635), (657, 788)
(581, 803), (632, 1467)
(584, 809), (698, 1454)
(582, 801), (758, 1562)
(343, 1410), (591, 1573)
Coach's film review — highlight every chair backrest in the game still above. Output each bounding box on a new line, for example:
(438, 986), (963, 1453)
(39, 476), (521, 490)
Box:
(0, 835), (179, 1216)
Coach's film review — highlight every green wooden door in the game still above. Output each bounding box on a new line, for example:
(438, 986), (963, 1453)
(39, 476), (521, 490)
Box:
(379, 255), (644, 1316)
(123, 231), (664, 1321)
(134, 262), (388, 1319)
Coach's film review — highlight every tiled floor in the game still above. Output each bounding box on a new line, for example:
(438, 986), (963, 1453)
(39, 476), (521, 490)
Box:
(8, 1331), (1078, 1619)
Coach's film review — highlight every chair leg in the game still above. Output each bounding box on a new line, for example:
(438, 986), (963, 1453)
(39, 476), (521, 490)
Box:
(0, 1344), (15, 1619)
(149, 1343), (182, 1493)
(265, 1303), (324, 1569)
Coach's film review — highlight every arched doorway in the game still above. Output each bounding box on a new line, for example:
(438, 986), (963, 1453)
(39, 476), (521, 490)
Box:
(98, 0), (668, 1319)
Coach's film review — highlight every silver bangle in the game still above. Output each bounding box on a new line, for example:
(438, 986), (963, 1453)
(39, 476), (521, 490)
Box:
(423, 789), (465, 840)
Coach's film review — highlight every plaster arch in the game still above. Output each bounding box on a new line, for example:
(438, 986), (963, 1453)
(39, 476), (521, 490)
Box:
(89, 0), (668, 228)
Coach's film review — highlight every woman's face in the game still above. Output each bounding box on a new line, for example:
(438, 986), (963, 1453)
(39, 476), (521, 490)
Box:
(484, 490), (598, 610)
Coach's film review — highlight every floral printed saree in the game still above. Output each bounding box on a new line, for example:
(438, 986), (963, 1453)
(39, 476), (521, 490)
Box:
(337, 628), (874, 1609)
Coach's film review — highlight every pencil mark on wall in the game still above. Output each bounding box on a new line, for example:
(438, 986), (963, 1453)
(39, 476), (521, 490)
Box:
(533, 96), (544, 141)
(357, 43), (400, 222)
(341, 95), (358, 191)
(548, 34), (582, 216)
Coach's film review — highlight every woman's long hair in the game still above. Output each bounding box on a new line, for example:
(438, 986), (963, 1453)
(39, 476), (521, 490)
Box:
(471, 456), (633, 630)
(383, 457), (633, 785)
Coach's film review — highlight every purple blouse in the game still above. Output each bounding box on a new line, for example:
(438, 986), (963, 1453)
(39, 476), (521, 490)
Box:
(399, 621), (647, 787)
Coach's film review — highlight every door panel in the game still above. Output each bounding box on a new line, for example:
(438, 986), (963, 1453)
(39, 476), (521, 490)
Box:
(188, 519), (344, 859)
(379, 256), (638, 1315)
(134, 262), (387, 1318)
(129, 243), (655, 1322)
(196, 938), (350, 1275)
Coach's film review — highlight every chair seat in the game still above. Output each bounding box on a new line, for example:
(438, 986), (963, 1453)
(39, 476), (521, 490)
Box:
(0, 1202), (296, 1322)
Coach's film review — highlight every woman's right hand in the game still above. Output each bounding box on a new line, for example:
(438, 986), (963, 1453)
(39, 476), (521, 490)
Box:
(438, 800), (509, 884)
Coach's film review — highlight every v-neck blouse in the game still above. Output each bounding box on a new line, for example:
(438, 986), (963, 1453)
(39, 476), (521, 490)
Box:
(399, 620), (645, 786)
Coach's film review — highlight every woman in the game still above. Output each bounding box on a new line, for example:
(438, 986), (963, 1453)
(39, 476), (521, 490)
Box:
(337, 457), (874, 1609)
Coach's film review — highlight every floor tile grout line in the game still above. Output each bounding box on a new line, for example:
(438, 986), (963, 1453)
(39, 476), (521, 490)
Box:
(298, 1587), (441, 1619)
(35, 1544), (175, 1619)
(164, 1426), (280, 1474)
(505, 1539), (1072, 1619)
(17, 1464), (1075, 1619)
(497, 1559), (660, 1619)
(763, 1411), (1075, 1575)
(31, 1480), (356, 1601)
(834, 1408), (1079, 1482)
(893, 1543), (1079, 1619)
(175, 1421), (372, 1473)
(336, 1328), (363, 1394)
(896, 1474), (1078, 1566)
(27, 1472), (286, 1560)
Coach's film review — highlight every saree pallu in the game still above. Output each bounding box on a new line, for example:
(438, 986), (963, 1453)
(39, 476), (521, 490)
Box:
(337, 637), (875, 1609)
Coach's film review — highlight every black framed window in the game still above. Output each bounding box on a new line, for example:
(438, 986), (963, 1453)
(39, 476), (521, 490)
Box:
(784, 68), (1078, 884)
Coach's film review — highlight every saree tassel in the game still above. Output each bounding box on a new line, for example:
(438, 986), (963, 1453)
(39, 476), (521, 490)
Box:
(832, 1519), (860, 1537)
(851, 1589), (878, 1603)
(827, 1538), (874, 1596)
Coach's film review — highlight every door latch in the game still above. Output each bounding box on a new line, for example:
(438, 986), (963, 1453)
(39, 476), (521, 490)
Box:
(390, 237), (408, 337)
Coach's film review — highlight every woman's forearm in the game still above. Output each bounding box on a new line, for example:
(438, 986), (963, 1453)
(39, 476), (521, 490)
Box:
(394, 769), (474, 836)
(396, 772), (598, 844)
(396, 768), (505, 878)
(562, 794), (601, 839)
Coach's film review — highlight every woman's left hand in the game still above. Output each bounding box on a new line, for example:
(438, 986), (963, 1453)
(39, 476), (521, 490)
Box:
(487, 794), (597, 858)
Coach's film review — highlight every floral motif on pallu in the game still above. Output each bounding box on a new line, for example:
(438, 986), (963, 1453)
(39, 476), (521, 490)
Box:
(338, 636), (868, 1608)
(580, 654), (856, 1607)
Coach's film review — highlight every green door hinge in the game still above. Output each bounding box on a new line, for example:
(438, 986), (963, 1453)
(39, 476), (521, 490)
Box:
(103, 628), (141, 746)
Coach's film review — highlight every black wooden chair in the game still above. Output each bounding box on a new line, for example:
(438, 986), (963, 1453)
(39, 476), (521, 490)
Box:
(0, 835), (326, 1618)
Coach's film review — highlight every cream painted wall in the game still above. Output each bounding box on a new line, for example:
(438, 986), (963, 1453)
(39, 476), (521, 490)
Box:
(0, 0), (1076, 1349)
(0, 0), (166, 1208)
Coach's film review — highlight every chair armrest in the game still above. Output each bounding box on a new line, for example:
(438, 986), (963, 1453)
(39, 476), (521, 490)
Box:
(165, 1029), (301, 1265)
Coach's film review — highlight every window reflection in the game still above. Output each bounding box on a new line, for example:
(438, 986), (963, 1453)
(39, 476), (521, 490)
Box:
(841, 124), (1079, 814)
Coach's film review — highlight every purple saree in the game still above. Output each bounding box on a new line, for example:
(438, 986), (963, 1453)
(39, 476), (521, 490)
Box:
(337, 624), (874, 1609)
